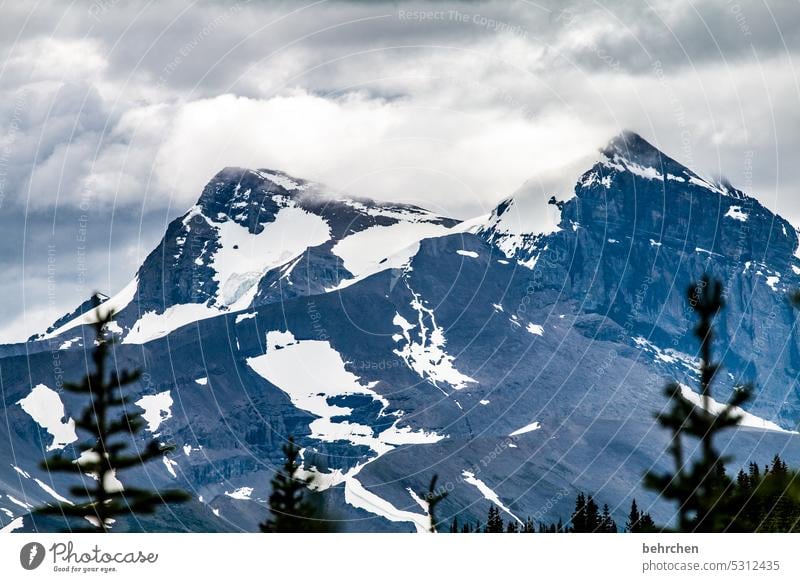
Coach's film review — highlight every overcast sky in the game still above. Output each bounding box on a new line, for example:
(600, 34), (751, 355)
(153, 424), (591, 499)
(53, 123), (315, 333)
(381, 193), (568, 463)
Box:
(1, 0), (799, 342)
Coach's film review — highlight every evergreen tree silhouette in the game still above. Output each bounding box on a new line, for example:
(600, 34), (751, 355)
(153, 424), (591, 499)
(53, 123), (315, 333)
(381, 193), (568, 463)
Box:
(626, 499), (641, 532)
(419, 474), (448, 533)
(585, 494), (600, 532)
(644, 276), (753, 532)
(599, 503), (617, 533)
(726, 453), (800, 532)
(36, 299), (188, 532)
(485, 504), (504, 532)
(639, 512), (656, 532)
(261, 437), (331, 532)
(626, 498), (656, 532)
(571, 492), (587, 532)
(523, 517), (535, 533)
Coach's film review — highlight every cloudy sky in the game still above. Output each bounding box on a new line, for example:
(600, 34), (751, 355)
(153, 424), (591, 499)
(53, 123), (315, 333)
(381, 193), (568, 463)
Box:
(1, 0), (798, 341)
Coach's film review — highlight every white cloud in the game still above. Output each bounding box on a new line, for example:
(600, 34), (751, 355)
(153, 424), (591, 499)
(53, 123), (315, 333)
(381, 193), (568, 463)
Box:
(2, 1), (798, 222)
(153, 91), (609, 217)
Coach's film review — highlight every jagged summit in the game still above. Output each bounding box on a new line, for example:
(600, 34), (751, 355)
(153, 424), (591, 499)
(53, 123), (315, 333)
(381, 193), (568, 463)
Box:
(596, 130), (692, 185)
(596, 130), (747, 201)
(200, 166), (450, 225)
(34, 165), (462, 344)
(601, 130), (665, 162)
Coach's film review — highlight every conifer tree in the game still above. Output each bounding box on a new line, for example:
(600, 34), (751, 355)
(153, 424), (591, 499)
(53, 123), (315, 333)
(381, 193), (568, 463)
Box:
(626, 499), (641, 533)
(638, 512), (656, 532)
(485, 504), (504, 532)
(261, 437), (331, 532)
(571, 492), (586, 532)
(585, 494), (600, 532)
(599, 503), (617, 533)
(626, 498), (656, 532)
(419, 474), (448, 533)
(726, 453), (800, 532)
(644, 276), (753, 532)
(36, 299), (188, 532)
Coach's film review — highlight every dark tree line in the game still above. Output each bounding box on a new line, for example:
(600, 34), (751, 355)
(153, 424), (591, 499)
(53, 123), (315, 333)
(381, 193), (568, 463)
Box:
(447, 493), (655, 533)
(724, 454), (800, 532)
(626, 498), (656, 533)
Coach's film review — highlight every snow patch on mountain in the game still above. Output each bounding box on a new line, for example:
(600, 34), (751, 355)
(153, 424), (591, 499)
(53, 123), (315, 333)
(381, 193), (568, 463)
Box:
(34, 478), (72, 505)
(17, 384), (77, 451)
(12, 466), (30, 478)
(509, 421), (541, 436)
(0, 516), (24, 533)
(392, 282), (476, 392)
(479, 197), (557, 270)
(58, 337), (81, 350)
(633, 337), (698, 373)
(462, 470), (522, 524)
(407, 488), (430, 513)
(725, 206), (748, 222)
(344, 464), (430, 533)
(6, 495), (31, 510)
(252, 170), (306, 191)
(688, 176), (728, 196)
(526, 323), (544, 336)
(123, 303), (221, 344)
(247, 330), (442, 453)
(9, 465), (72, 505)
(235, 312), (256, 323)
(75, 451), (124, 492)
(341, 199), (444, 224)
(225, 486), (253, 500)
(135, 391), (173, 435)
(163, 456), (179, 478)
(330, 221), (452, 290)
(297, 456), (431, 532)
(603, 155), (664, 181)
(766, 274), (781, 291)
(247, 329), (445, 532)
(580, 169), (612, 189)
(42, 277), (138, 340)
(679, 384), (794, 434)
(211, 205), (330, 306)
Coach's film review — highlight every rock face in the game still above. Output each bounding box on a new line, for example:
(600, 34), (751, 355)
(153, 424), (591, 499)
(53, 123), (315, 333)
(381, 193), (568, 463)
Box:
(4, 131), (800, 533)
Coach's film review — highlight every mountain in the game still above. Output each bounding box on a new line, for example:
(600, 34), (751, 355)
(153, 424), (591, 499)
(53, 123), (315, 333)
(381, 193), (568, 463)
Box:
(3, 131), (800, 533)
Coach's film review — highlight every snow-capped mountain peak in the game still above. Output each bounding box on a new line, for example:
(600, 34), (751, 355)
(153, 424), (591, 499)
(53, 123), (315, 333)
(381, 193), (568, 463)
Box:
(9, 130), (800, 534)
(34, 167), (462, 345)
